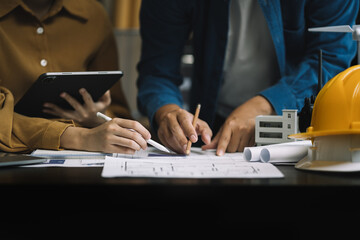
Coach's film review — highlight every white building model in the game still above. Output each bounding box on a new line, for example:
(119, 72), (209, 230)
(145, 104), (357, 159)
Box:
(255, 109), (299, 146)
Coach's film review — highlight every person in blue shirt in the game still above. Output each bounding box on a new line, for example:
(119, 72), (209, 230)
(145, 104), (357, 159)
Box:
(137, 0), (359, 155)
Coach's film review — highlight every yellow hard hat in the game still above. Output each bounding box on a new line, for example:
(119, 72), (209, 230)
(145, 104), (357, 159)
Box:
(289, 65), (360, 172)
(290, 65), (360, 140)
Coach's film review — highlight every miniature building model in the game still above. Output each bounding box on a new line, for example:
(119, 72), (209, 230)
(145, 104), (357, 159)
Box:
(255, 109), (299, 146)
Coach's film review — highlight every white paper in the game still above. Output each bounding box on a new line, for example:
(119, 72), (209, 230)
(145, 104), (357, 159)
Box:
(260, 145), (309, 163)
(31, 149), (109, 159)
(243, 140), (312, 163)
(101, 147), (284, 178)
(22, 158), (105, 167)
(27, 149), (107, 167)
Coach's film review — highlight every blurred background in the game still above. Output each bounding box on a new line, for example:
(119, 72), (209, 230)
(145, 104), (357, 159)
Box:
(99, 0), (144, 122)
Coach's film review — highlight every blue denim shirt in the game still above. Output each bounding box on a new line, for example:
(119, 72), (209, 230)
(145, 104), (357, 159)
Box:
(137, 0), (358, 131)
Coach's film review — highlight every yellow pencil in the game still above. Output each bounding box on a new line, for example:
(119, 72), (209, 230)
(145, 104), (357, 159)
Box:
(186, 104), (201, 155)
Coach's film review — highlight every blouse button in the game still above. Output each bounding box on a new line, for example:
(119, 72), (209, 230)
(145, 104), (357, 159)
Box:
(40, 59), (48, 67)
(36, 27), (44, 35)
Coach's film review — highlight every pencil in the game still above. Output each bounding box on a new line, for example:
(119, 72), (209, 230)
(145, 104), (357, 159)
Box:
(185, 104), (201, 155)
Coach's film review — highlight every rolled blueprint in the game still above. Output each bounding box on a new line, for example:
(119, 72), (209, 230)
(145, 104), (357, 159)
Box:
(259, 144), (310, 163)
(243, 146), (263, 162)
(244, 140), (312, 163)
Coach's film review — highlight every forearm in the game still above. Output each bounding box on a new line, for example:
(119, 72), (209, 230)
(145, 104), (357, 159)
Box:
(250, 95), (275, 116)
(232, 95), (275, 119)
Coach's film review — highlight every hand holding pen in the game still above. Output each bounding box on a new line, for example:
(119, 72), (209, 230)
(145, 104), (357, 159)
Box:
(154, 104), (212, 154)
(60, 114), (152, 154)
(79, 113), (152, 154)
(97, 112), (171, 153)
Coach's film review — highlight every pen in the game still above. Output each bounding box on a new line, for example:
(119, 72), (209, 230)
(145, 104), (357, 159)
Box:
(185, 104), (201, 155)
(96, 112), (171, 153)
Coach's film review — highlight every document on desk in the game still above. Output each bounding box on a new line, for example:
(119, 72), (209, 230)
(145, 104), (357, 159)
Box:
(22, 158), (105, 167)
(26, 149), (108, 167)
(101, 147), (284, 178)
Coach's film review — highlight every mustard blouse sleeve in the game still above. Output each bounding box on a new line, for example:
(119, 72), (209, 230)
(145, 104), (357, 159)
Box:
(0, 87), (74, 153)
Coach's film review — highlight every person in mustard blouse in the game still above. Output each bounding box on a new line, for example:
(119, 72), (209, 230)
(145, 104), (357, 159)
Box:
(0, 0), (150, 154)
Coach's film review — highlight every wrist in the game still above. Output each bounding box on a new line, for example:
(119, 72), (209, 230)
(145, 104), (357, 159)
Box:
(60, 126), (88, 151)
(251, 95), (275, 115)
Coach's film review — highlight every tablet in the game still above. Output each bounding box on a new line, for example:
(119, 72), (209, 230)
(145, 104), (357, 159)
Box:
(0, 153), (46, 167)
(15, 71), (123, 118)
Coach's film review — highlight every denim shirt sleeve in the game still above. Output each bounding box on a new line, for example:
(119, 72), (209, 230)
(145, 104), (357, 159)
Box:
(137, 0), (193, 130)
(260, 0), (359, 115)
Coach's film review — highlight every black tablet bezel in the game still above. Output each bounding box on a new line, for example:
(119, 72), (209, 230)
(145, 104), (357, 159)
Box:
(15, 71), (123, 118)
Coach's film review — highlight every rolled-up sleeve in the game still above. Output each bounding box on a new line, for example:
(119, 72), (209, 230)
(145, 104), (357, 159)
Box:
(260, 0), (358, 114)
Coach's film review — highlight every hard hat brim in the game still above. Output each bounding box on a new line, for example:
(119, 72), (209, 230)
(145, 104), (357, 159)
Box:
(289, 130), (360, 140)
(295, 156), (360, 172)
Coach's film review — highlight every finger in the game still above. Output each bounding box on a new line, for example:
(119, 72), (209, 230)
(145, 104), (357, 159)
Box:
(155, 108), (189, 153)
(249, 134), (255, 147)
(157, 127), (174, 151)
(201, 132), (219, 150)
(227, 130), (241, 153)
(43, 102), (74, 119)
(108, 125), (147, 150)
(216, 126), (232, 156)
(113, 118), (151, 140)
(162, 110), (189, 153)
(60, 92), (86, 114)
(109, 146), (135, 155)
(101, 140), (136, 154)
(157, 127), (179, 152)
(158, 120), (188, 154)
(196, 119), (212, 145)
(237, 131), (254, 152)
(110, 119), (150, 150)
(167, 122), (189, 153)
(106, 133), (142, 151)
(178, 110), (197, 143)
(79, 88), (95, 107)
(98, 90), (112, 105)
